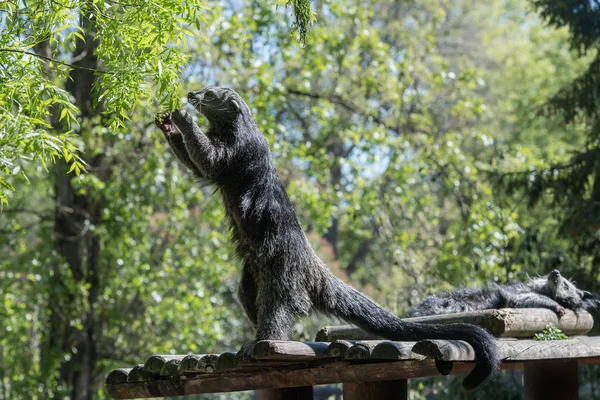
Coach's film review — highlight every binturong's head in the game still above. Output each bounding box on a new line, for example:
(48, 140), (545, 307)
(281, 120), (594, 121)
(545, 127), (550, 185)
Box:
(546, 269), (600, 310)
(187, 87), (252, 128)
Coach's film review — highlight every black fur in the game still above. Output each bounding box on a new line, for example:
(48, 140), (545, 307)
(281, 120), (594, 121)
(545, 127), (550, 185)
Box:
(408, 269), (600, 317)
(155, 87), (501, 390)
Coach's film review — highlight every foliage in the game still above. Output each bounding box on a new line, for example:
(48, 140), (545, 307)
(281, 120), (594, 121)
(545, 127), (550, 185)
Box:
(533, 324), (569, 341)
(0, 0), (203, 204)
(1, 0), (600, 398)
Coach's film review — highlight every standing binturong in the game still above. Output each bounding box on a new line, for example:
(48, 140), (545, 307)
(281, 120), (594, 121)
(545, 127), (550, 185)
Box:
(408, 269), (600, 317)
(155, 87), (500, 390)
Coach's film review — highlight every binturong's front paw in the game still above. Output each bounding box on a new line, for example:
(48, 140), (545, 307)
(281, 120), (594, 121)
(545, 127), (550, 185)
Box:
(155, 112), (178, 139)
(171, 109), (193, 125)
(553, 305), (567, 318)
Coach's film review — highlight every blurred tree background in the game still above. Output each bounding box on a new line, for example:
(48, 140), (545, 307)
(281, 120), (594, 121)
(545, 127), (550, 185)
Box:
(1, 0), (599, 399)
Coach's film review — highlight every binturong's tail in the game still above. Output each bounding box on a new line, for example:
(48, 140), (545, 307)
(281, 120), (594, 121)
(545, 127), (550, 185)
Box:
(321, 276), (500, 390)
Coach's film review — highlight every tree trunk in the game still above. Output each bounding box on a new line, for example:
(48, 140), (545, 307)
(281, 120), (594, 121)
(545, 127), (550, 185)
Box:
(39, 4), (105, 399)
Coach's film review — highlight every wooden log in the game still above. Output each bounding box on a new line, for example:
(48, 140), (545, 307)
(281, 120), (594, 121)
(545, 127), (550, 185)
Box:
(257, 386), (314, 400)
(215, 352), (238, 371)
(178, 354), (201, 372)
(316, 309), (594, 340)
(143, 355), (187, 373)
(197, 354), (219, 373)
(315, 325), (378, 342)
(343, 380), (407, 400)
(251, 341), (331, 360)
(127, 365), (156, 382)
(345, 341), (389, 360)
(106, 368), (131, 384)
(412, 336), (600, 363)
(175, 354), (220, 373)
(325, 340), (354, 357)
(371, 341), (416, 360)
(159, 359), (181, 376)
(524, 360), (578, 400)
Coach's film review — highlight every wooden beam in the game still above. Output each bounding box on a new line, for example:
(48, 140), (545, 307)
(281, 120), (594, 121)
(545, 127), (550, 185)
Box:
(257, 387), (314, 400)
(315, 309), (594, 340)
(524, 360), (578, 400)
(106, 359), (474, 398)
(343, 380), (407, 400)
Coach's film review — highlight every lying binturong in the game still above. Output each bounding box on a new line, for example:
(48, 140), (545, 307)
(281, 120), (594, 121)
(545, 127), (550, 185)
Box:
(408, 269), (600, 318)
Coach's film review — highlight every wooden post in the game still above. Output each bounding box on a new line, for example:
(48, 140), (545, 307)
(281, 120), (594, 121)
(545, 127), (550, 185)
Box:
(343, 380), (407, 400)
(257, 386), (314, 400)
(524, 360), (578, 400)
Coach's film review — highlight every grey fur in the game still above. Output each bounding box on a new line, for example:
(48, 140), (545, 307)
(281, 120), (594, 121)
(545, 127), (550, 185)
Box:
(155, 87), (500, 390)
(408, 269), (600, 317)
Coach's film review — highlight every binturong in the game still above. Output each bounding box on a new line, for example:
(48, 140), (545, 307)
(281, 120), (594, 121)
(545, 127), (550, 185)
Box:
(155, 87), (500, 390)
(408, 269), (600, 318)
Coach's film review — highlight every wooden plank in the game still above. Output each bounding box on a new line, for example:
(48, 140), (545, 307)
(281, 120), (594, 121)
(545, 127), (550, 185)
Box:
(257, 387), (314, 400)
(252, 341), (331, 360)
(343, 380), (407, 400)
(106, 359), (475, 398)
(316, 309), (594, 340)
(524, 360), (578, 400)
(412, 336), (600, 363)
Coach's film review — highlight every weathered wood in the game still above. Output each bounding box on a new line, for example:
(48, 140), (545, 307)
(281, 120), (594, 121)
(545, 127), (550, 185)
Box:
(178, 354), (201, 372)
(252, 341), (331, 360)
(106, 369), (130, 384)
(160, 359), (181, 376)
(315, 325), (378, 342)
(127, 365), (155, 383)
(371, 341), (416, 360)
(343, 380), (407, 400)
(524, 360), (578, 400)
(345, 341), (389, 360)
(325, 340), (354, 357)
(106, 359), (475, 399)
(412, 336), (600, 363)
(257, 386), (314, 400)
(198, 354), (219, 373)
(216, 352), (238, 371)
(143, 355), (187, 373)
(175, 354), (220, 373)
(316, 309), (594, 340)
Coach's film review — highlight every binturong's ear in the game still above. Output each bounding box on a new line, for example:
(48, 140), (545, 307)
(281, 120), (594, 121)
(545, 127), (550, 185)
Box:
(231, 100), (241, 113)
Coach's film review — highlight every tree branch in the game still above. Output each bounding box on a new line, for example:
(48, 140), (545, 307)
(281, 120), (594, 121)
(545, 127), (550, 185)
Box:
(286, 88), (401, 134)
(0, 48), (114, 74)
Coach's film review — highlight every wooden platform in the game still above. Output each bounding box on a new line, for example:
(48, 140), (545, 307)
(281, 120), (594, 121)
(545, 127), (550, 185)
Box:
(106, 336), (600, 399)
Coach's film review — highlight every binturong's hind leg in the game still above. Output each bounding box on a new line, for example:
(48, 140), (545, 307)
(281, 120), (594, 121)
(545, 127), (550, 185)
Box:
(237, 281), (308, 362)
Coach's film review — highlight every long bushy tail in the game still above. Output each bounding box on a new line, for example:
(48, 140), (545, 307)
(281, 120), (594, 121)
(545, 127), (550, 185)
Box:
(321, 276), (500, 390)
